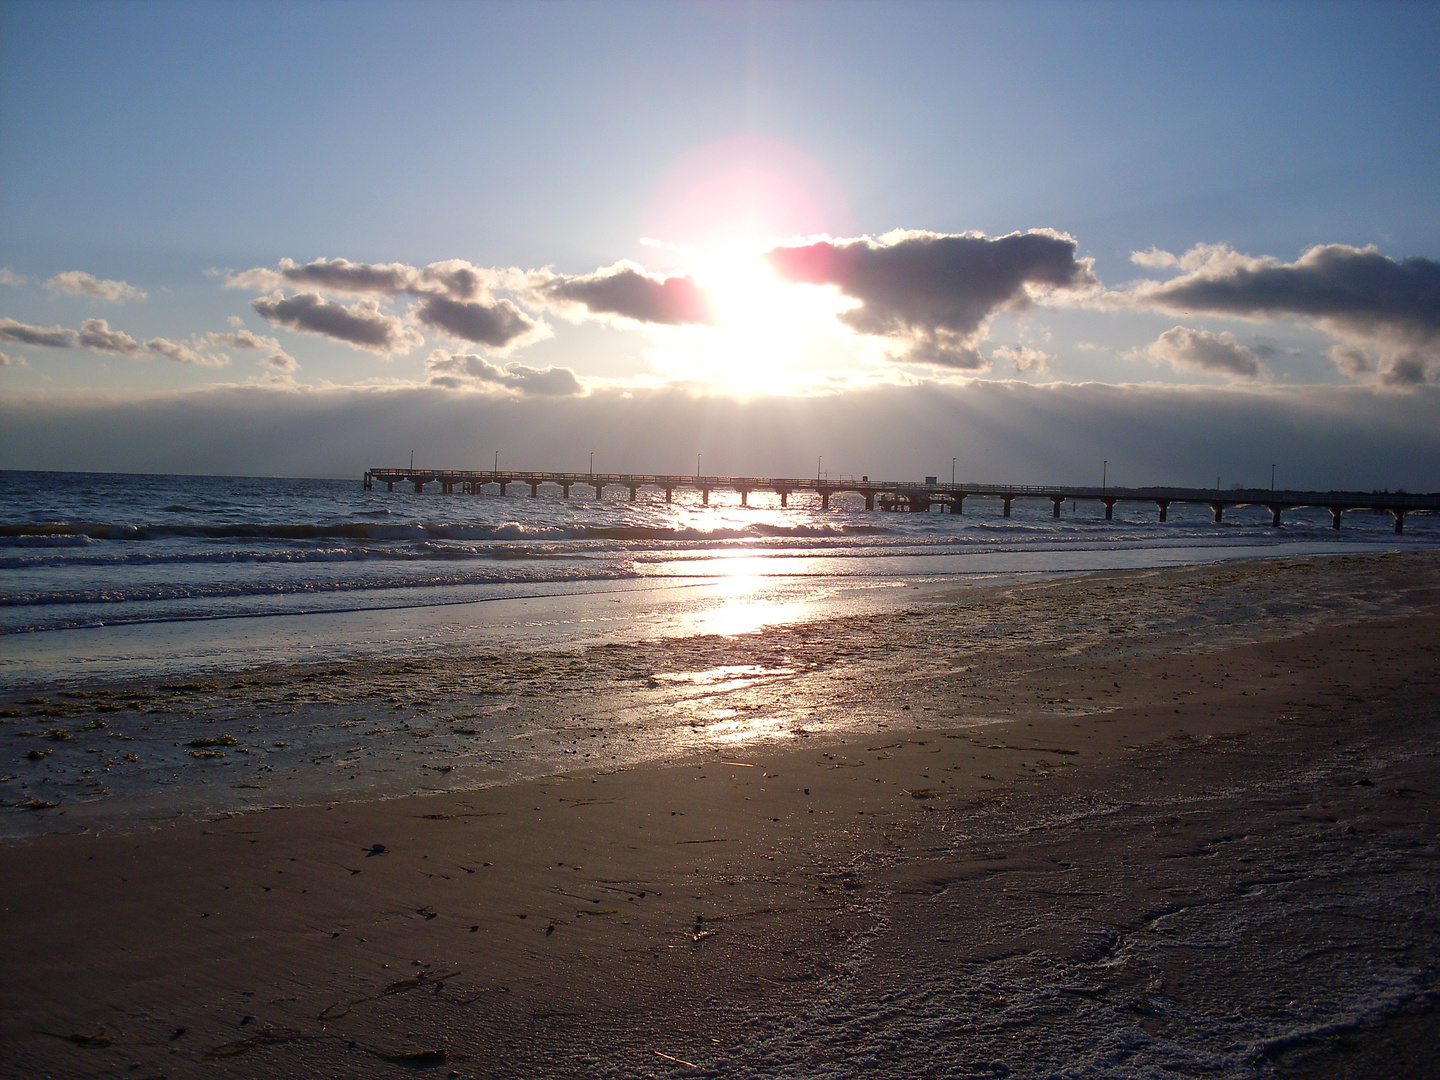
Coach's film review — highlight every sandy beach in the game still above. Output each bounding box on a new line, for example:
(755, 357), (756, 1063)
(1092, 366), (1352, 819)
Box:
(2, 552), (1438, 1078)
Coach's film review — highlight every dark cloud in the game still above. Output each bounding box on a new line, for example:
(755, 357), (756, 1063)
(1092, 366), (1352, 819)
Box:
(145, 337), (229, 367)
(78, 319), (142, 356)
(412, 295), (546, 349)
(532, 262), (715, 326)
(425, 350), (583, 396)
(251, 291), (424, 354)
(1132, 244), (1440, 386)
(765, 229), (1096, 369)
(44, 270), (145, 302)
(0, 317), (75, 348)
(1145, 326), (1266, 381)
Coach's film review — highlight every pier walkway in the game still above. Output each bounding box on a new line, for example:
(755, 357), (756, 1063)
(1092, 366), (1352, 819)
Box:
(364, 468), (1439, 533)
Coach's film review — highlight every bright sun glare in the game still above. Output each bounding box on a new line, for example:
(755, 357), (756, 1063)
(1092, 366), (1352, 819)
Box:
(670, 244), (850, 392)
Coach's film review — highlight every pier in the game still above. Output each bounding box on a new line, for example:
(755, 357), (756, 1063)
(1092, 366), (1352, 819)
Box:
(364, 468), (1439, 533)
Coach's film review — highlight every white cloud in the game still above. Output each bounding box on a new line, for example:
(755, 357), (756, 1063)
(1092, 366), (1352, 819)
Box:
(1144, 326), (1266, 382)
(205, 329), (297, 371)
(146, 337), (230, 367)
(0, 350), (27, 366)
(425, 349), (583, 396)
(1130, 247), (1180, 269)
(0, 268), (27, 287)
(44, 271), (146, 302)
(78, 319), (142, 356)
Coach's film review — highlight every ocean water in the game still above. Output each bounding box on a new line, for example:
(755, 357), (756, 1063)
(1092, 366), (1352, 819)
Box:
(1, 469), (1433, 684)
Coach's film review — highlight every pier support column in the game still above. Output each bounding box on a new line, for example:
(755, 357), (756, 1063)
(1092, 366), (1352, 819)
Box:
(593, 483), (604, 500)
(414, 481), (425, 494)
(1103, 498), (1116, 521)
(364, 473), (373, 491)
(1331, 509), (1343, 530)
(664, 488), (672, 503)
(1003, 497), (1013, 517)
(820, 491), (831, 510)
(864, 493), (873, 511)
(1050, 496), (1063, 518)
(1211, 504), (1225, 523)
(386, 482), (394, 492)
(627, 485), (638, 502)
(561, 484), (570, 499)
(702, 488), (710, 505)
(738, 489), (748, 507)
(1393, 510), (1405, 534)
(1268, 505), (1283, 527)
(1156, 500), (1168, 522)
(530, 482), (539, 497)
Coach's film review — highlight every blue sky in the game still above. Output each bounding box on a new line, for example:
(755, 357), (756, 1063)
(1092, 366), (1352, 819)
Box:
(1, 0), (1438, 483)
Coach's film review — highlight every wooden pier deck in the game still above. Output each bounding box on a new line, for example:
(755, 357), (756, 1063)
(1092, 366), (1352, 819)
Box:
(364, 468), (1439, 533)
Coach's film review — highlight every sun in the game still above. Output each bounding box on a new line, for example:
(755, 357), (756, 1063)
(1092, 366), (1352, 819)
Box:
(665, 244), (846, 392)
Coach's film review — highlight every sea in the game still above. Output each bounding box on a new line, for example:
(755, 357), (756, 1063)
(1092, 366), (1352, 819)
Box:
(2, 468), (1433, 688)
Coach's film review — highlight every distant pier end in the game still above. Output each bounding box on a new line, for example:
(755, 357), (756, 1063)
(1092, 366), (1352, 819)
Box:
(363, 468), (1438, 534)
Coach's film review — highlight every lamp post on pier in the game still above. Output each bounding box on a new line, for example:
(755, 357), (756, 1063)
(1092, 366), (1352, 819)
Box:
(952, 457), (956, 486)
(589, 451), (594, 476)
(1102, 460), (1107, 492)
(494, 450), (499, 473)
(1271, 463), (1276, 491)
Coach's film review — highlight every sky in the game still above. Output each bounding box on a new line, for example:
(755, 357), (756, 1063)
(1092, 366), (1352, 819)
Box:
(1, 0), (1438, 488)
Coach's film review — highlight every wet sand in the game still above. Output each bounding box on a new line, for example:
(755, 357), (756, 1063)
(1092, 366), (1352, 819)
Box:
(2, 553), (1438, 1077)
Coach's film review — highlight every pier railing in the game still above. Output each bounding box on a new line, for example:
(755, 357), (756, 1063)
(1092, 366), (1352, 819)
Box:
(363, 467), (1439, 533)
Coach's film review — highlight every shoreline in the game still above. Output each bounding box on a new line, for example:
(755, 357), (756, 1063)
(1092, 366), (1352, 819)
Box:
(3, 550), (1438, 838)
(0, 552), (1437, 1076)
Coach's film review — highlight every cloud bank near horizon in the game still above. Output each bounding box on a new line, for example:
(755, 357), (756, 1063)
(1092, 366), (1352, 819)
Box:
(3, 380), (1436, 493)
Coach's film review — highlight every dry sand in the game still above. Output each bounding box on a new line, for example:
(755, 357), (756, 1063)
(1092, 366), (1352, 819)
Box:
(2, 553), (1438, 1078)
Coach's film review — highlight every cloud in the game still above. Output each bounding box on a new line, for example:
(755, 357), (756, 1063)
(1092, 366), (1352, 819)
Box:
(0, 268), (26, 287)
(227, 257), (418, 296)
(251, 291), (424, 354)
(4, 381), (1437, 494)
(77, 318), (142, 356)
(206, 329), (297, 371)
(227, 257), (510, 302)
(530, 262), (716, 326)
(1129, 243), (1440, 386)
(44, 270), (146, 302)
(992, 345), (1051, 374)
(412, 294), (548, 350)
(425, 349), (583, 396)
(145, 337), (230, 367)
(0, 317), (76, 348)
(765, 229), (1096, 369)
(0, 350), (26, 366)
(1144, 326), (1266, 381)
(1130, 247), (1180, 269)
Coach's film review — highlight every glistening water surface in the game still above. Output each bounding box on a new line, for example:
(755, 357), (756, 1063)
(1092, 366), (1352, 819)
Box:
(2, 469), (1433, 684)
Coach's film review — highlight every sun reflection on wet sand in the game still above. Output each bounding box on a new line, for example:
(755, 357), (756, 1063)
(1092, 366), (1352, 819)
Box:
(681, 565), (823, 637)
